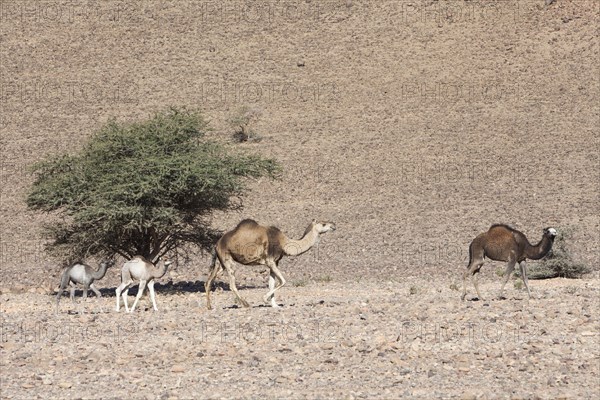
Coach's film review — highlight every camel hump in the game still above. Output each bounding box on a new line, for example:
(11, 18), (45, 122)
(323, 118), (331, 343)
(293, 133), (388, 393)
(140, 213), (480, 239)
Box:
(487, 224), (530, 247)
(489, 224), (527, 238)
(69, 260), (86, 267)
(131, 255), (151, 264)
(489, 224), (515, 232)
(236, 219), (260, 229)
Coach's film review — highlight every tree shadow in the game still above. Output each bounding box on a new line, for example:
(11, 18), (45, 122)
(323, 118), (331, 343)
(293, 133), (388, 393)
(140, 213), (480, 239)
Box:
(222, 303), (294, 310)
(57, 280), (264, 298)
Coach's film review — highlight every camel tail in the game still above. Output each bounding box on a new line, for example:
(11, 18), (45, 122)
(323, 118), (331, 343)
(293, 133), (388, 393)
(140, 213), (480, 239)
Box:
(58, 268), (70, 290)
(467, 241), (474, 269)
(56, 267), (70, 310)
(209, 248), (218, 272)
(120, 262), (132, 284)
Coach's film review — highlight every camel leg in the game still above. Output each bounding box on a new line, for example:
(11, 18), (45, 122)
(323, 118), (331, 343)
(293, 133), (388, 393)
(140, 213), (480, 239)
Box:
(130, 281), (147, 313)
(116, 281), (131, 312)
(56, 286), (66, 314)
(115, 284), (122, 311)
(56, 273), (70, 314)
(83, 285), (90, 312)
(122, 288), (131, 313)
(115, 282), (124, 311)
(205, 260), (223, 310)
(55, 289), (63, 314)
(115, 285), (121, 311)
(472, 268), (484, 300)
(69, 283), (76, 305)
(462, 262), (483, 300)
(90, 283), (101, 298)
(461, 269), (469, 300)
(499, 259), (517, 299)
(89, 283), (102, 313)
(519, 261), (532, 298)
(148, 280), (159, 311)
(223, 260), (250, 308)
(265, 271), (279, 308)
(263, 262), (286, 307)
(55, 288), (64, 315)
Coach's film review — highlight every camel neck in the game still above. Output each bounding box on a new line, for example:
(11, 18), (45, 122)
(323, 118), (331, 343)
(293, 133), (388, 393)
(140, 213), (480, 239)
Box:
(152, 261), (169, 279)
(92, 264), (108, 280)
(284, 226), (319, 256)
(525, 235), (553, 260)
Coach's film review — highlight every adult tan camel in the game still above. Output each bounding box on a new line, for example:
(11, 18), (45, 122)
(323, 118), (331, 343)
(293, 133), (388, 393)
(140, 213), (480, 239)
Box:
(205, 219), (336, 309)
(462, 224), (556, 300)
(115, 256), (172, 313)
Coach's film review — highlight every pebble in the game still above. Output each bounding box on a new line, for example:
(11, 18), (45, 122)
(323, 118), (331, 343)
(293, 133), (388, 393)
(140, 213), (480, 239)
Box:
(171, 365), (186, 373)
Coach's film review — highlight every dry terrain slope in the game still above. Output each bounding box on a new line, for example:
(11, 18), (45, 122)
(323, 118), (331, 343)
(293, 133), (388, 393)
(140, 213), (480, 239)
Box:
(0, 1), (599, 399)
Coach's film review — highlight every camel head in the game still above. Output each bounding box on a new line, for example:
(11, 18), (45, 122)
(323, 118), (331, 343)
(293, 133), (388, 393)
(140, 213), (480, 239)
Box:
(312, 220), (336, 234)
(156, 258), (173, 277)
(101, 259), (116, 269)
(543, 227), (557, 239)
(159, 257), (173, 267)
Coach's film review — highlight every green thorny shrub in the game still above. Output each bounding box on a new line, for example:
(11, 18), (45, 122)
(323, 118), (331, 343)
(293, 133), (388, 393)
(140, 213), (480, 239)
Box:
(27, 107), (281, 264)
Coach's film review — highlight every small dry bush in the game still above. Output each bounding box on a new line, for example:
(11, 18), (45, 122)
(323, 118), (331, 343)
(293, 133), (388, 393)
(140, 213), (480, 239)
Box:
(228, 106), (263, 142)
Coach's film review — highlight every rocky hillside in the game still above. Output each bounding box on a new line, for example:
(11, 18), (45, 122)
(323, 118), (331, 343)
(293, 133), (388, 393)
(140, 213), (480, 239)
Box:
(0, 0), (598, 290)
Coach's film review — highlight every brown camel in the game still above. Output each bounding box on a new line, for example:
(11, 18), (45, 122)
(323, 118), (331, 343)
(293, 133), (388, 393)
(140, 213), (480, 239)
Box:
(205, 219), (336, 309)
(462, 224), (556, 300)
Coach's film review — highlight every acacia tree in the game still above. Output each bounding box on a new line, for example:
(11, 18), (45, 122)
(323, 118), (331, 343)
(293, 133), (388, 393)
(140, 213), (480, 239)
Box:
(27, 107), (280, 263)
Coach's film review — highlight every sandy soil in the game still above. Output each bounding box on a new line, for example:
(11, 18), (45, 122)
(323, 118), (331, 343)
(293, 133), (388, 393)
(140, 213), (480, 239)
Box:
(1, 278), (599, 399)
(1, 0), (599, 398)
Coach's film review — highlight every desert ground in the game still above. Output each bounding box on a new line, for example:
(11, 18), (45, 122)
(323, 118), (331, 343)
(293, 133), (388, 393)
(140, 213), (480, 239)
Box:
(1, 0), (599, 399)
(1, 278), (599, 399)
